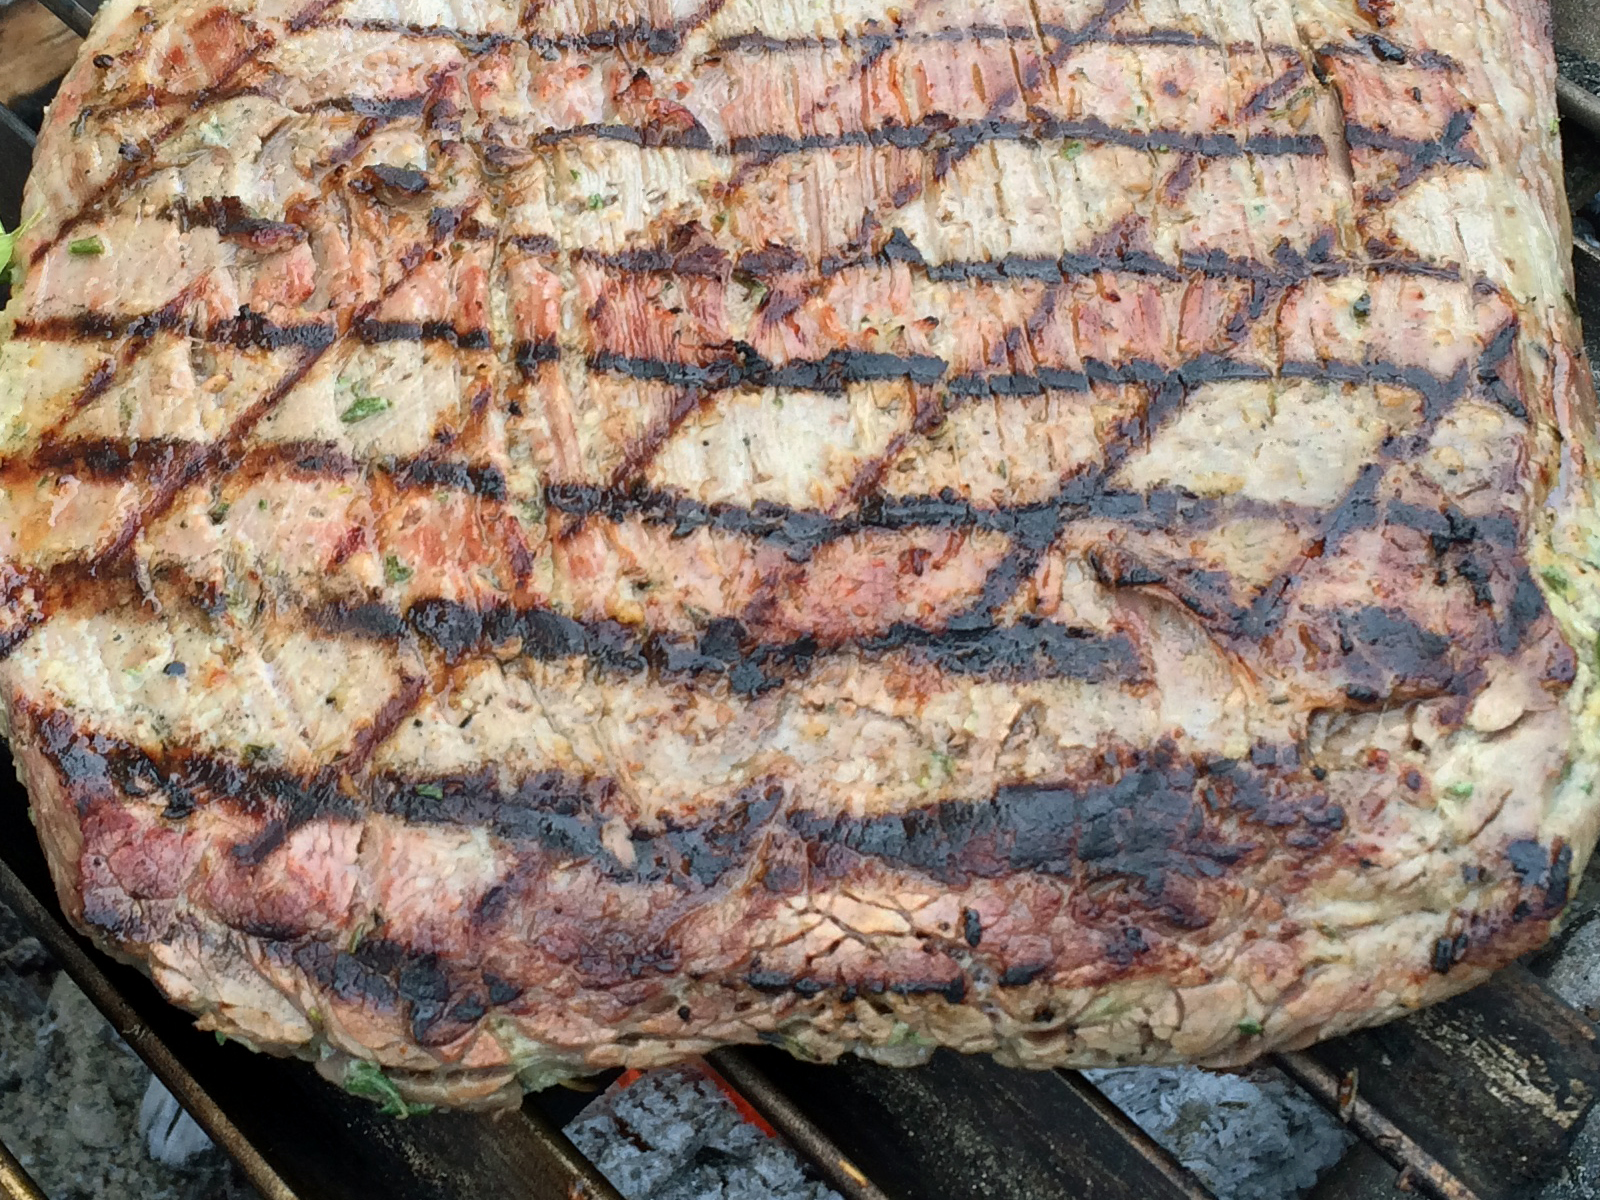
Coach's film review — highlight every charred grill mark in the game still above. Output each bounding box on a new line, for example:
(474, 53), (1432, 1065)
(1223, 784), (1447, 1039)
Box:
(1507, 839), (1574, 919)
(523, 111), (1327, 161)
(1318, 36), (1461, 72)
(28, 694), (1338, 909)
(31, 0), (321, 258)
(590, 347), (945, 393)
(169, 197), (307, 251)
(25, 283), (209, 462)
(314, 94), (430, 119)
(354, 318), (492, 348)
(1236, 463), (1386, 640)
(1281, 357), (1467, 425)
(27, 436), (199, 478)
(308, 593), (1147, 689)
(605, 388), (716, 494)
(785, 741), (1307, 884)
(300, 14), (1223, 59)
(586, 347), (1462, 410)
(334, 674), (430, 776)
(1325, 605), (1460, 704)
(388, 458), (508, 499)
(11, 310), (338, 355)
(710, 22), (1216, 56)
(547, 476), (1315, 560)
(513, 339), (560, 379)
(1473, 319), (1525, 420)
(385, 773), (786, 888)
(945, 353), (1269, 399)
(0, 205), (476, 663)
(1240, 62), (1308, 119)
(1346, 111), (1485, 203)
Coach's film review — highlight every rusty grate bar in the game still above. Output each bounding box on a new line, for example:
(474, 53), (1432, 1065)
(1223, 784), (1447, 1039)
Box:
(0, 1133), (46, 1200)
(30, 0), (93, 38)
(1274, 1052), (1479, 1200)
(706, 1049), (894, 1200)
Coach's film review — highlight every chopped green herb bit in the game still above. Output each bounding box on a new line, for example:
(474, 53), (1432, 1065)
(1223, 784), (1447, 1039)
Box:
(384, 554), (414, 584)
(1238, 1018), (1263, 1036)
(1060, 140), (1086, 160)
(1446, 782), (1474, 798)
(1351, 292), (1372, 321)
(214, 1031), (228, 1046)
(415, 784), (444, 800)
(340, 392), (391, 423)
(0, 210), (43, 277)
(68, 236), (105, 256)
(586, 193), (607, 210)
(1541, 565), (1572, 592)
(207, 500), (231, 524)
(344, 1061), (432, 1119)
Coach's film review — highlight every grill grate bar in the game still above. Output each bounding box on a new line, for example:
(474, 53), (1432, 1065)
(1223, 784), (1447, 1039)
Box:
(32, 0), (94, 41)
(0, 858), (302, 1200)
(707, 1049), (895, 1200)
(1273, 1052), (1480, 1200)
(0, 1132), (46, 1200)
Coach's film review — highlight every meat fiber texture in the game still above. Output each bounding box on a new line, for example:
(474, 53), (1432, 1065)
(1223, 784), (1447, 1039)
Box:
(0, 0), (1597, 1111)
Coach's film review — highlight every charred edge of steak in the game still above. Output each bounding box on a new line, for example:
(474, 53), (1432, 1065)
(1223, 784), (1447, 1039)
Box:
(29, 696), (1343, 894)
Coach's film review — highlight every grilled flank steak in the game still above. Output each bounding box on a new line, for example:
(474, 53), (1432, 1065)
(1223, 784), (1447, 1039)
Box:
(0, 0), (1597, 1111)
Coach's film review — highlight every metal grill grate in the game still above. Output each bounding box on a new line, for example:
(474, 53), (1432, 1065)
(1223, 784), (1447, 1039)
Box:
(4, 5), (1600, 1198)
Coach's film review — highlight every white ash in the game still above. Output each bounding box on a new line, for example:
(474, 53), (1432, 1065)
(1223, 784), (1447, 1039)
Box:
(1083, 1065), (1353, 1200)
(139, 1078), (215, 1170)
(566, 1065), (842, 1200)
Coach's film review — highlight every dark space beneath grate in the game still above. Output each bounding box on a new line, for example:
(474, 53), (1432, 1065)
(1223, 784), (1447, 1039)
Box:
(5, 4), (1600, 1199)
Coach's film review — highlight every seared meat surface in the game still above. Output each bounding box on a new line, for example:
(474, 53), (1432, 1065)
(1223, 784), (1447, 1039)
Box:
(1, 0), (1598, 1109)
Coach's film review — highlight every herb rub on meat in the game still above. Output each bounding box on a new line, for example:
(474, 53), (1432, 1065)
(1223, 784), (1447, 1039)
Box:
(1, 0), (1598, 1111)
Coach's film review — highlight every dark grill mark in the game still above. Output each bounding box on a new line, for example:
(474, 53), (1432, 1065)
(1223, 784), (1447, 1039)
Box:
(790, 740), (1340, 891)
(590, 347), (945, 392)
(513, 339), (560, 379)
(0, 205), (475, 664)
(387, 458), (508, 499)
(523, 112), (1325, 161)
(711, 23), (1218, 55)
(319, 94), (429, 119)
(354, 318), (492, 348)
(171, 197), (307, 250)
(1318, 35), (1461, 72)
(1508, 838), (1567, 904)
(28, 697), (1338, 909)
(312, 595), (1148, 690)
(546, 476), (1312, 562)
